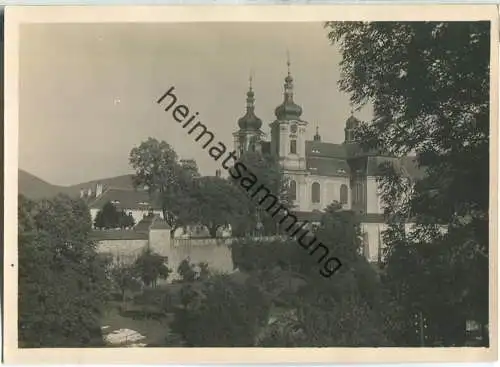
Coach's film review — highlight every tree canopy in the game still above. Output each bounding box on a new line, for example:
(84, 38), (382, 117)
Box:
(170, 274), (271, 346)
(193, 176), (244, 237)
(325, 21), (490, 346)
(18, 194), (109, 347)
(129, 137), (200, 237)
(133, 247), (172, 287)
(230, 151), (293, 236)
(232, 203), (391, 347)
(94, 201), (135, 229)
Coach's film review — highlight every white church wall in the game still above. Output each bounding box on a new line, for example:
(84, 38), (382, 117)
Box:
(360, 222), (387, 263)
(360, 222), (446, 263)
(299, 175), (350, 212)
(366, 176), (384, 214)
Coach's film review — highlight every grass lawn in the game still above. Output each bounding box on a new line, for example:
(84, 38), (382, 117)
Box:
(101, 302), (171, 346)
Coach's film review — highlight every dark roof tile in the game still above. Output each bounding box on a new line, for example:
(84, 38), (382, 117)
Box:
(88, 188), (161, 211)
(150, 215), (171, 230)
(306, 157), (350, 177)
(305, 141), (346, 159)
(90, 229), (149, 241)
(134, 214), (156, 231)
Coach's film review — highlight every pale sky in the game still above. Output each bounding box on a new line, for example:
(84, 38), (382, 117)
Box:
(19, 22), (372, 186)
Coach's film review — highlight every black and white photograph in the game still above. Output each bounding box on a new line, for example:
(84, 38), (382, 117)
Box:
(4, 5), (498, 364)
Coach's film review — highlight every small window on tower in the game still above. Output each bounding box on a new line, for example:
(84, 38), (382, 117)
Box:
(290, 139), (297, 154)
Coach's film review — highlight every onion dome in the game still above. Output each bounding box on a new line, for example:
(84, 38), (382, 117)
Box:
(275, 57), (303, 121)
(238, 76), (262, 130)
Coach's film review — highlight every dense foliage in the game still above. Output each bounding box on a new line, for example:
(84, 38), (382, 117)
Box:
(233, 203), (392, 346)
(109, 262), (142, 301)
(130, 138), (247, 238)
(170, 274), (271, 346)
(130, 138), (200, 237)
(18, 194), (109, 347)
(94, 201), (135, 229)
(230, 151), (292, 236)
(192, 176), (245, 237)
(133, 247), (172, 287)
(176, 259), (211, 282)
(325, 21), (490, 346)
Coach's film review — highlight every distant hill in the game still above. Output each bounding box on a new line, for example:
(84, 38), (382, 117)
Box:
(66, 174), (136, 196)
(18, 169), (136, 200)
(18, 169), (70, 200)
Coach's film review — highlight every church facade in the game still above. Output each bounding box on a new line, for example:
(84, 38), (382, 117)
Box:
(233, 62), (424, 264)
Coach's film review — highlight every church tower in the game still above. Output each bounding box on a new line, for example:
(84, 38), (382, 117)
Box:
(233, 74), (264, 157)
(269, 55), (308, 171)
(344, 111), (360, 143)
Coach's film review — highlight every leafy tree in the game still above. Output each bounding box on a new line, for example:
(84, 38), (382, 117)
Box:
(133, 247), (172, 287)
(180, 159), (201, 178)
(94, 201), (120, 229)
(170, 274), (271, 346)
(18, 194), (109, 347)
(234, 203), (392, 347)
(193, 176), (243, 238)
(231, 151), (292, 236)
(325, 21), (489, 345)
(197, 262), (211, 281)
(119, 210), (135, 228)
(94, 202), (135, 229)
(176, 259), (211, 282)
(129, 137), (200, 237)
(109, 263), (142, 302)
(177, 258), (197, 282)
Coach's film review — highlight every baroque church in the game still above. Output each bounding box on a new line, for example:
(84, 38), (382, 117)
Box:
(233, 60), (423, 264)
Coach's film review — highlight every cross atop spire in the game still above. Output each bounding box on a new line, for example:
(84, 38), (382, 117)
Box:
(275, 49), (302, 120)
(286, 49), (291, 76)
(314, 125), (321, 141)
(249, 69), (254, 91)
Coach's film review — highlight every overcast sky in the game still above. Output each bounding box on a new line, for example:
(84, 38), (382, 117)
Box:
(19, 22), (372, 186)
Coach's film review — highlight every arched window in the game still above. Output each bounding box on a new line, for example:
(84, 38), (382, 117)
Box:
(289, 180), (297, 201)
(311, 182), (321, 204)
(290, 139), (297, 154)
(340, 184), (348, 204)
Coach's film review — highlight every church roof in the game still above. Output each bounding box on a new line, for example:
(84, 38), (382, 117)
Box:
(305, 141), (346, 159)
(88, 187), (161, 211)
(366, 156), (425, 180)
(306, 157), (350, 177)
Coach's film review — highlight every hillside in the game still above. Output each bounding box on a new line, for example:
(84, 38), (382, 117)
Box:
(66, 174), (135, 196)
(18, 169), (70, 200)
(18, 169), (136, 200)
